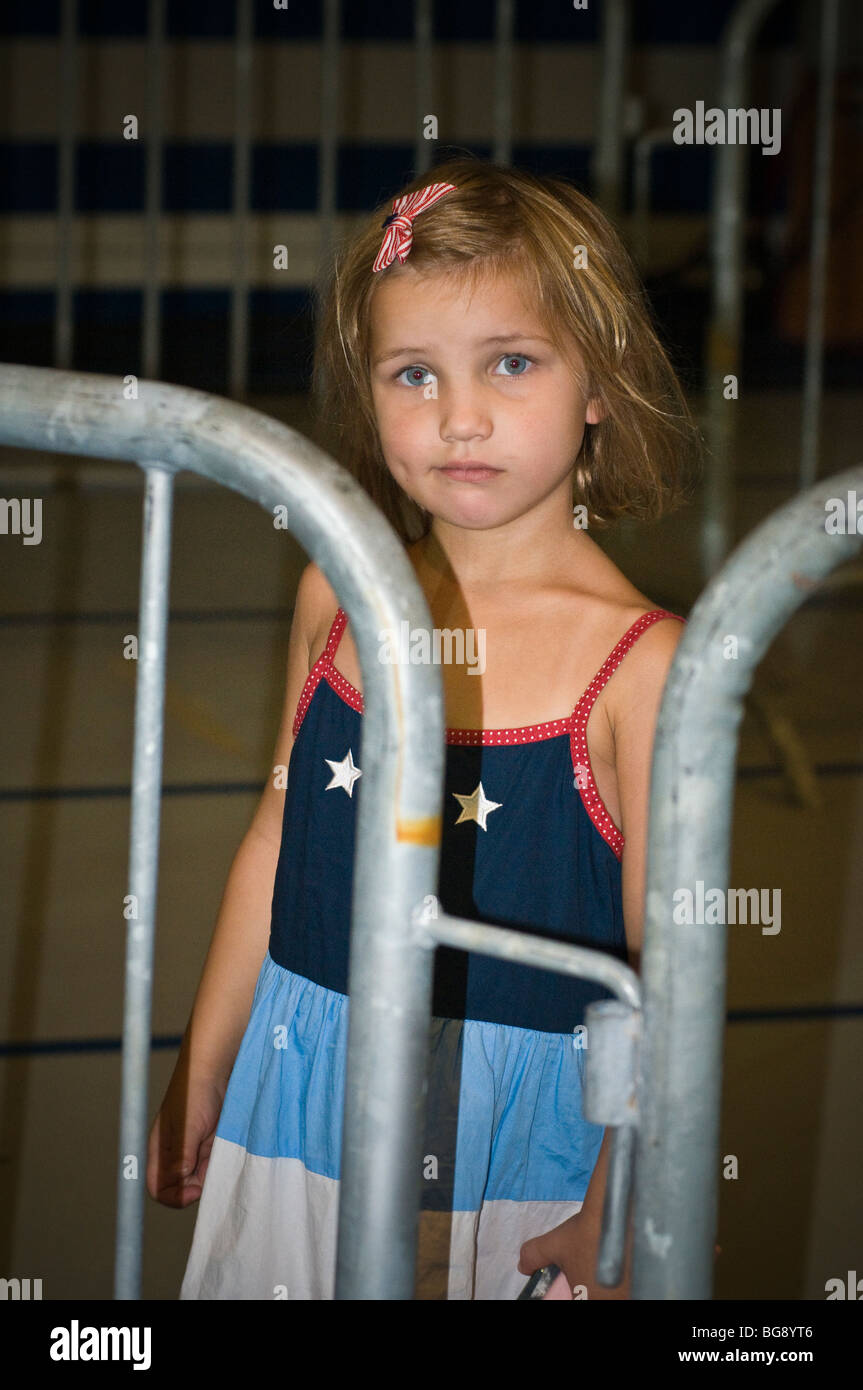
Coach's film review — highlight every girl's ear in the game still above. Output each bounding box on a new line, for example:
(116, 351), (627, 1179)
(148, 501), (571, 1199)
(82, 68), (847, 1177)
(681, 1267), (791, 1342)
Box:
(585, 395), (606, 426)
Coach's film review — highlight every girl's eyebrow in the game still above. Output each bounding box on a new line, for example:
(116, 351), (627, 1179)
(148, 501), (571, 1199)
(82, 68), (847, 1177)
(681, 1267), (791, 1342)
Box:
(372, 333), (553, 366)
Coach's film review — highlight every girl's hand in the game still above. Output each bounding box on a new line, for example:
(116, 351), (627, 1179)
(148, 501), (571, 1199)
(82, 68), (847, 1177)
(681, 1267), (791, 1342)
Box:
(518, 1215), (722, 1300)
(146, 1069), (226, 1209)
(518, 1210), (630, 1300)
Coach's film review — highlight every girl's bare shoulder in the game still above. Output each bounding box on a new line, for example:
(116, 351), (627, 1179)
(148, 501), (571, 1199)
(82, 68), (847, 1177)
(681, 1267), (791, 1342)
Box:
(560, 539), (686, 717)
(298, 562), (343, 668)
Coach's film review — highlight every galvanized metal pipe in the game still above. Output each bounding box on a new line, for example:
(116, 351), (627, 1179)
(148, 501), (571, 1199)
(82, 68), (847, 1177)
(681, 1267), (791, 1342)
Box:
(421, 909), (640, 1008)
(114, 462), (178, 1299)
(633, 462), (863, 1299)
(582, 999), (640, 1284)
(316, 0), (341, 297)
(799, 0), (841, 491)
(492, 0), (515, 167)
(632, 129), (673, 267)
(704, 0), (784, 581)
(55, 0), (78, 369)
(599, 1122), (637, 1285)
(414, 0), (434, 177)
(142, 0), (166, 381)
(593, 0), (630, 216)
(229, 0), (254, 399)
(419, 910), (641, 1287)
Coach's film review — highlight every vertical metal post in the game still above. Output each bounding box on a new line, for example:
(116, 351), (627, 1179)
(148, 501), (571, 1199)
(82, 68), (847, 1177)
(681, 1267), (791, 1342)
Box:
(799, 0), (841, 491)
(592, 0), (629, 215)
(114, 463), (177, 1300)
(703, 0), (783, 582)
(230, 0), (254, 400)
(492, 0), (515, 166)
(414, 0), (434, 177)
(55, 0), (78, 369)
(316, 0), (341, 298)
(632, 463), (863, 1298)
(142, 0), (165, 381)
(632, 129), (672, 266)
(333, 619), (444, 1299)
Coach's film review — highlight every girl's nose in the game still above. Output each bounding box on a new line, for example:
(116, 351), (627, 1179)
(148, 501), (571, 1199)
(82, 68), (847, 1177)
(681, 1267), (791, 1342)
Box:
(437, 385), (493, 439)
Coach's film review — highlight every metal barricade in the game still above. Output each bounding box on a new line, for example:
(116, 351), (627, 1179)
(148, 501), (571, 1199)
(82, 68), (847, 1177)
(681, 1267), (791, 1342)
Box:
(0, 361), (638, 1300)
(633, 460), (863, 1297)
(16, 2), (855, 1303)
(3, 373), (859, 1300)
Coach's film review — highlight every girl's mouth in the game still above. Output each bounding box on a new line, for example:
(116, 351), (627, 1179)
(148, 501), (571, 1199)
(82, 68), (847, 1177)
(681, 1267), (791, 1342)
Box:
(438, 463), (502, 482)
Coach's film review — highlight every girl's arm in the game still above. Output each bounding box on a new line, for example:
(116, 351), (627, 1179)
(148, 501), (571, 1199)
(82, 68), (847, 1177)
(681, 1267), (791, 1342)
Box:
(172, 563), (323, 1088)
(518, 616), (685, 1295)
(614, 616), (686, 973)
(147, 563), (325, 1206)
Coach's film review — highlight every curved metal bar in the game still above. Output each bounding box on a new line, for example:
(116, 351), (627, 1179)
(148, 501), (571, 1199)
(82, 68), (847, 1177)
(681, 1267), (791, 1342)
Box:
(0, 362), (446, 1300)
(419, 908), (641, 1009)
(633, 462), (863, 1299)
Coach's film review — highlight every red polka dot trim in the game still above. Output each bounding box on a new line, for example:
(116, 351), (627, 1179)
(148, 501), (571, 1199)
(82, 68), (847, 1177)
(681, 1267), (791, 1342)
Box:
(293, 608), (367, 737)
(570, 609), (685, 860)
(445, 718), (572, 746)
(293, 606), (686, 861)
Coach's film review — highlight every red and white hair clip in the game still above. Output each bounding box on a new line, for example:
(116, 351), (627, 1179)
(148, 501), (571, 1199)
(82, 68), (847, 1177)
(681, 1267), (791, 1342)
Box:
(372, 182), (458, 273)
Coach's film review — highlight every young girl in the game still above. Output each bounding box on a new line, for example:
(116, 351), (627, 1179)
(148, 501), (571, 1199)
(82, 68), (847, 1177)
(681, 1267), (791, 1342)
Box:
(148, 156), (701, 1301)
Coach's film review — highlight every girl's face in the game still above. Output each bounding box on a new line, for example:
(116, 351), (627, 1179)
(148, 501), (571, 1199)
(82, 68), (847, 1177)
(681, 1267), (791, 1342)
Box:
(368, 264), (602, 534)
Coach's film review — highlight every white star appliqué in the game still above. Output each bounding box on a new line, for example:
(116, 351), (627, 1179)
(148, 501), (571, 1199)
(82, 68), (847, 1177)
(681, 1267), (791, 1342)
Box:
(324, 749), (363, 797)
(452, 782), (502, 831)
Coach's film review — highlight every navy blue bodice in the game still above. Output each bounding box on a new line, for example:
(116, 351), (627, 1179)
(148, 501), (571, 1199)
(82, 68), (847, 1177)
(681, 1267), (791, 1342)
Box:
(268, 606), (683, 1034)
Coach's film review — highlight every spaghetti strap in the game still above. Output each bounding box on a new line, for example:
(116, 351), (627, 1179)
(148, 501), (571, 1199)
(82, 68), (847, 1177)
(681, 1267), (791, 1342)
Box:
(569, 608), (686, 859)
(291, 607), (351, 738)
(324, 607), (348, 663)
(571, 609), (685, 720)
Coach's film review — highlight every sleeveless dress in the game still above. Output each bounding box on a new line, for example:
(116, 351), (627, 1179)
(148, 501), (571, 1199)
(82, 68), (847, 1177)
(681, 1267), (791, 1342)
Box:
(180, 603), (684, 1300)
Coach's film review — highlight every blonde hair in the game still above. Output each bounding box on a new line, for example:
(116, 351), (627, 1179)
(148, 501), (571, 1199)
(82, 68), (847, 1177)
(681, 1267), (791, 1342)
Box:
(312, 154), (702, 545)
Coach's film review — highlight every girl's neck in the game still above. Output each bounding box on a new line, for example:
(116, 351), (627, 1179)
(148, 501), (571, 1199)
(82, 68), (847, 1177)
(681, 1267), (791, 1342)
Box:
(412, 515), (585, 601)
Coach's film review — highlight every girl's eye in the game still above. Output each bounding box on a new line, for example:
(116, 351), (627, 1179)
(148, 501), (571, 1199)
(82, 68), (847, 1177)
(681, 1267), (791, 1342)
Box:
(395, 354), (533, 386)
(396, 365), (434, 387)
(494, 354), (532, 376)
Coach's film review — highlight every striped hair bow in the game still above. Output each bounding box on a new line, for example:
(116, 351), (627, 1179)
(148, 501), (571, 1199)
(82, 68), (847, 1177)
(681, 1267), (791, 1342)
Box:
(372, 182), (458, 273)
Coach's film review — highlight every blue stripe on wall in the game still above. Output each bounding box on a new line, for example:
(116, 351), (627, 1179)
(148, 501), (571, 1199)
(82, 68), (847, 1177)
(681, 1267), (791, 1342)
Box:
(0, 287), (315, 391)
(0, 0), (801, 44)
(0, 141), (637, 214)
(0, 139), (791, 219)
